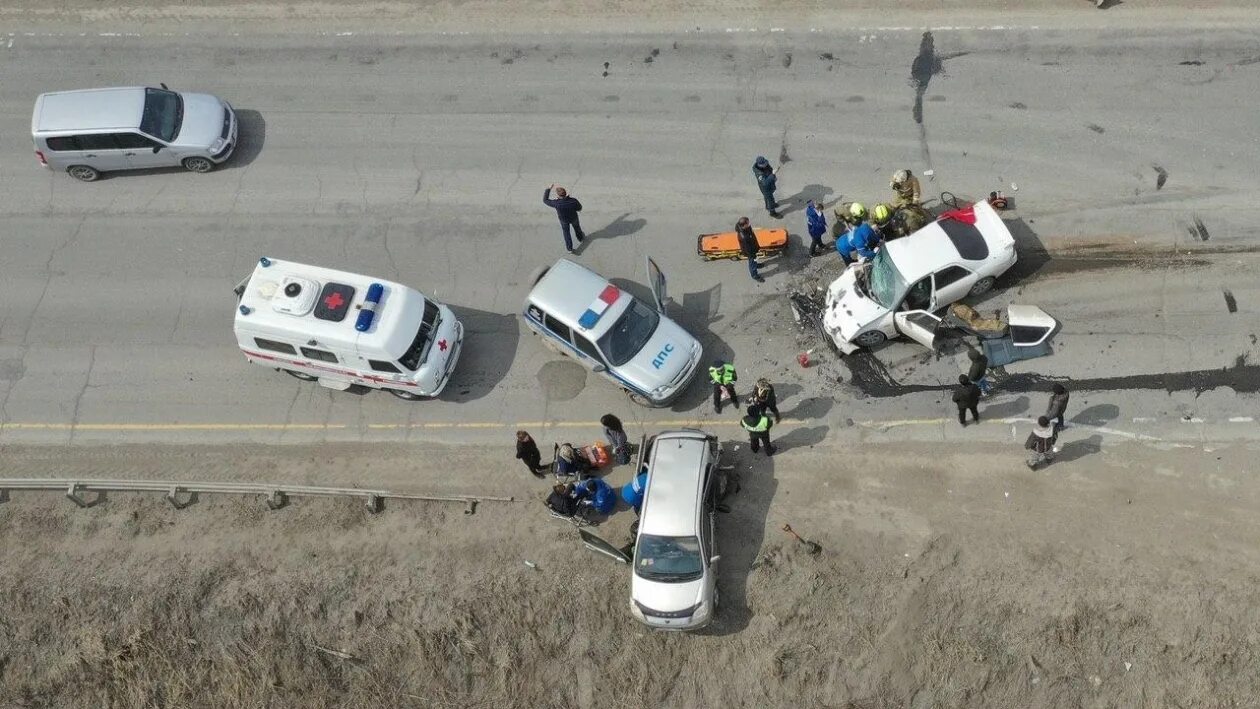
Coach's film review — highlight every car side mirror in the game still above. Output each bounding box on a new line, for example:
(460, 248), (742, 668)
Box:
(709, 555), (721, 564)
(591, 363), (606, 373)
(152, 145), (162, 153)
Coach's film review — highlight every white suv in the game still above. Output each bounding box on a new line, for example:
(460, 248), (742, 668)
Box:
(630, 429), (721, 631)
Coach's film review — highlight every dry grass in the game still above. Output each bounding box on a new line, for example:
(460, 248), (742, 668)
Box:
(3, 443), (1260, 708)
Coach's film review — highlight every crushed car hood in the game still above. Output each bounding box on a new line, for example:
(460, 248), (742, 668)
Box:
(822, 266), (889, 344)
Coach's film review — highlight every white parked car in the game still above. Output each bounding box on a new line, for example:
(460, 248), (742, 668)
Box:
(821, 200), (1018, 353)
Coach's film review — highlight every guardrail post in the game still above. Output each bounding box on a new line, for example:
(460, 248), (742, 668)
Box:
(464, 499), (478, 516)
(266, 490), (288, 510)
(0, 488), (9, 504)
(65, 483), (88, 508)
(365, 494), (383, 514)
(166, 486), (191, 510)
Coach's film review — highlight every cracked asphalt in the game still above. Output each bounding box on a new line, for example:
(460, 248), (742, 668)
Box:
(0, 18), (1258, 447)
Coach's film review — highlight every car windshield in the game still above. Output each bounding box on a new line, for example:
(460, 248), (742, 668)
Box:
(140, 87), (183, 143)
(597, 298), (660, 367)
(867, 250), (908, 308)
(634, 534), (703, 583)
(398, 301), (441, 371)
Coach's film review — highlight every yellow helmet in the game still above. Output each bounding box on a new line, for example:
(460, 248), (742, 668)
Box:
(872, 203), (892, 224)
(848, 202), (867, 219)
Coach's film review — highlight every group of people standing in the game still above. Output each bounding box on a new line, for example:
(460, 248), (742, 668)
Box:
(709, 358), (781, 457)
(950, 350), (1072, 469)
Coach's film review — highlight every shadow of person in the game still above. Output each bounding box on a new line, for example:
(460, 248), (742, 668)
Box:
(1070, 404), (1120, 427)
(707, 438), (776, 636)
(982, 395), (1029, 419)
(665, 284), (737, 413)
(771, 425), (830, 453)
(1056, 434), (1103, 463)
(776, 183), (836, 218)
(437, 306), (519, 402)
(575, 213), (646, 254)
(782, 395), (834, 420)
(756, 232), (813, 276)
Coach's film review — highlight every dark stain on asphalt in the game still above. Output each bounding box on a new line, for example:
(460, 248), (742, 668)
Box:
(910, 31), (940, 125)
(846, 95), (865, 102)
(1188, 216), (1211, 241)
(1009, 102), (1027, 110)
(1234, 55), (1260, 66)
(843, 353), (1260, 399)
(1179, 60), (1205, 66)
(1153, 165), (1168, 190)
(779, 129), (791, 165)
(602, 61), (610, 77)
(1086, 123), (1105, 134)
(1224, 289), (1238, 313)
(928, 95), (946, 102)
(644, 56), (653, 64)
(652, 48), (660, 57)
(819, 52), (835, 61)
(783, 52), (793, 68)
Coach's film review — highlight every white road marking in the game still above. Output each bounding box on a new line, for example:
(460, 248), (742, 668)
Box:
(1229, 417), (1254, 423)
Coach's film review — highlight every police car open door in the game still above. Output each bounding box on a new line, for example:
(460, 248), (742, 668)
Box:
(646, 256), (666, 313)
(893, 310), (941, 350)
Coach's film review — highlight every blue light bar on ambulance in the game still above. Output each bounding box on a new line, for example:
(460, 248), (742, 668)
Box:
(578, 285), (621, 329)
(355, 283), (385, 332)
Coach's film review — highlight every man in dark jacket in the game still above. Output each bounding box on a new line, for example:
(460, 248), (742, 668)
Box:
(967, 350), (992, 396)
(1046, 383), (1070, 431)
(952, 374), (981, 426)
(741, 405), (776, 456)
(543, 184), (585, 253)
(736, 216), (764, 282)
(515, 430), (546, 478)
(752, 156), (781, 218)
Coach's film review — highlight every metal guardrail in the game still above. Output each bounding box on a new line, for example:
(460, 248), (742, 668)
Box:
(0, 478), (514, 515)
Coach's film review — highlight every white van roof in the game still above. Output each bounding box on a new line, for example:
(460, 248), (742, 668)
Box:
(33, 87), (147, 133)
(234, 258), (428, 358)
(640, 431), (711, 537)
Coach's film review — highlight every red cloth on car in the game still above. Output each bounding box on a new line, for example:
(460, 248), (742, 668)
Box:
(938, 206), (977, 224)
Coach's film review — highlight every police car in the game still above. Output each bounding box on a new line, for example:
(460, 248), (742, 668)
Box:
(233, 257), (463, 399)
(523, 258), (702, 406)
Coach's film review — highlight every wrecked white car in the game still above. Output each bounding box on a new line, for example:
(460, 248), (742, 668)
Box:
(821, 200), (1018, 353)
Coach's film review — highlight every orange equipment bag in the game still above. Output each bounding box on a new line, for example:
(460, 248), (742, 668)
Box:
(584, 443), (611, 468)
(697, 227), (789, 261)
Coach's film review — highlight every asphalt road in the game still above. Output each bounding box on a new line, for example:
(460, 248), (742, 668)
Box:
(1, 21), (1259, 446)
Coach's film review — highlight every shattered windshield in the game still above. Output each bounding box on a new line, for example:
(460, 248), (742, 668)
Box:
(867, 251), (907, 308)
(634, 534), (703, 583)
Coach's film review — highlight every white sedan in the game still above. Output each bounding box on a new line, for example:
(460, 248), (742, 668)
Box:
(822, 200), (1018, 353)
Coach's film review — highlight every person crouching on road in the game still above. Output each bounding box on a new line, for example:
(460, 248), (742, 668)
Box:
(709, 358), (737, 414)
(546, 483), (580, 517)
(736, 217), (764, 282)
(805, 200), (828, 257)
(890, 169), (921, 208)
(741, 405), (776, 457)
(555, 443), (592, 479)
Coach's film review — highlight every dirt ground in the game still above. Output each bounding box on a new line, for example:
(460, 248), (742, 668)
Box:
(2, 439), (1259, 708)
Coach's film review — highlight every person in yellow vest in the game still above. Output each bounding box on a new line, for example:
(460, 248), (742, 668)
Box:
(890, 169), (921, 208)
(708, 358), (737, 414)
(740, 405), (776, 457)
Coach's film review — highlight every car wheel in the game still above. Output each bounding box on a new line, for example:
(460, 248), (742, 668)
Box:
(67, 165), (100, 182)
(626, 389), (651, 407)
(388, 388), (427, 401)
(969, 276), (996, 297)
(283, 369), (318, 381)
(182, 156), (215, 173)
(854, 329), (887, 348)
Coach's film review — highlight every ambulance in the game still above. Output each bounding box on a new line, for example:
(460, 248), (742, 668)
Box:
(233, 257), (463, 399)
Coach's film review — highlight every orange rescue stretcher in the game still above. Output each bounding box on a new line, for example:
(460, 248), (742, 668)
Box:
(696, 227), (789, 261)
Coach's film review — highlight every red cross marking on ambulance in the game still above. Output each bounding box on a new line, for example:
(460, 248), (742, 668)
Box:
(438, 339), (448, 352)
(323, 291), (345, 310)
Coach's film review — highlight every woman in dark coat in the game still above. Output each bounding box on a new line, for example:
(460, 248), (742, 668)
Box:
(515, 430), (546, 478)
(600, 414), (631, 465)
